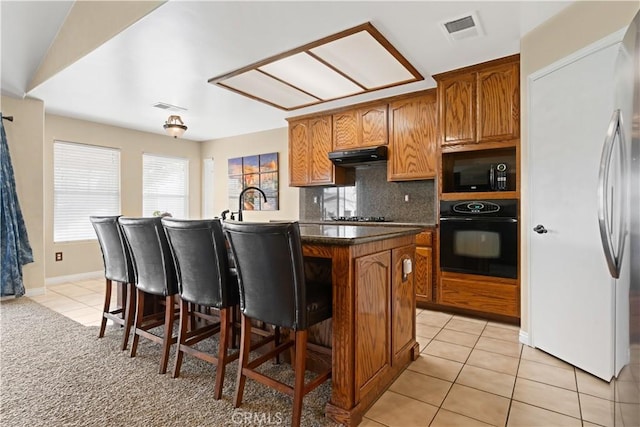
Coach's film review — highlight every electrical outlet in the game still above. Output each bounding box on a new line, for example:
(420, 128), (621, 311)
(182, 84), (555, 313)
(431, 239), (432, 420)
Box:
(55, 252), (63, 262)
(404, 194), (410, 202)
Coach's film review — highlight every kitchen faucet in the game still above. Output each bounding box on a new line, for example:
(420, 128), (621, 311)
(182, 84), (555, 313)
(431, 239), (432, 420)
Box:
(237, 186), (267, 221)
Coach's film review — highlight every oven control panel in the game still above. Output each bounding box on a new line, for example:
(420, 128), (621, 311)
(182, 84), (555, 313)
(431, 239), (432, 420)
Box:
(440, 199), (518, 218)
(453, 201), (500, 214)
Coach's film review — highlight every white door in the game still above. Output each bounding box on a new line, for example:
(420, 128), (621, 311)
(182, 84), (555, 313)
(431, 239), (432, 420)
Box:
(529, 39), (620, 380)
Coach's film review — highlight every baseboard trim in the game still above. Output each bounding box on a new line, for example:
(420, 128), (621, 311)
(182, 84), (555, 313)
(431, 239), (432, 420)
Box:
(45, 271), (102, 286)
(519, 330), (530, 346)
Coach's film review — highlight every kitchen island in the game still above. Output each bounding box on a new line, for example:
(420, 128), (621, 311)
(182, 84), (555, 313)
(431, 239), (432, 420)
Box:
(298, 224), (422, 426)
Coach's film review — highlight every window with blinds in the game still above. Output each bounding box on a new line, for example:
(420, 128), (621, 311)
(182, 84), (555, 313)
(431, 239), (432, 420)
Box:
(54, 141), (121, 242)
(143, 154), (189, 218)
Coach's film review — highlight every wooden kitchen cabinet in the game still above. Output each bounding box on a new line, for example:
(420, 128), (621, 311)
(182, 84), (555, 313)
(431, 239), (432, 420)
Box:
(354, 250), (391, 403)
(303, 229), (419, 425)
(438, 74), (476, 147)
(438, 272), (519, 318)
(415, 230), (434, 303)
(435, 55), (519, 150)
(477, 61), (520, 143)
(392, 245), (416, 363)
(288, 115), (354, 187)
(333, 105), (388, 150)
(388, 90), (438, 181)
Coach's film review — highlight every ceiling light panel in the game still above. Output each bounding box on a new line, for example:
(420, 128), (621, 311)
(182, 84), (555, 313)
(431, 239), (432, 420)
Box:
(220, 69), (319, 110)
(311, 31), (416, 89)
(208, 22), (423, 110)
(259, 53), (363, 100)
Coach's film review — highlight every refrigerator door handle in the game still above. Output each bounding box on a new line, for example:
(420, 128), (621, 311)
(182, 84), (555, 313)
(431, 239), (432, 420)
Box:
(597, 109), (627, 278)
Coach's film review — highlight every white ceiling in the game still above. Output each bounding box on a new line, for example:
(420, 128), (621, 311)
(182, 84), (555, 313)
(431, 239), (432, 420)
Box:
(1, 1), (572, 142)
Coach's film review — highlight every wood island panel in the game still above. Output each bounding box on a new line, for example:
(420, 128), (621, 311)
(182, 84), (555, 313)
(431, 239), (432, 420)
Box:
(355, 251), (391, 402)
(300, 228), (419, 426)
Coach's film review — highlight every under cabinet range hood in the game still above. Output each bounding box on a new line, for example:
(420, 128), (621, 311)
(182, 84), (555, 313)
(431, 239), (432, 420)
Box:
(328, 145), (388, 166)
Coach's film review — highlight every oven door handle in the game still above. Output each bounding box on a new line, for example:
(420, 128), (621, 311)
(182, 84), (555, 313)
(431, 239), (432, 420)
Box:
(440, 217), (518, 223)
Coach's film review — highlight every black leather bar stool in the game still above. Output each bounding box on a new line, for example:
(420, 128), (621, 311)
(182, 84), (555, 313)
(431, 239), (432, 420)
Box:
(118, 217), (179, 374)
(223, 221), (332, 427)
(162, 218), (240, 399)
(90, 216), (136, 351)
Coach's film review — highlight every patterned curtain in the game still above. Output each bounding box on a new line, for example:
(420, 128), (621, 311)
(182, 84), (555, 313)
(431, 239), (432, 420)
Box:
(1, 115), (33, 297)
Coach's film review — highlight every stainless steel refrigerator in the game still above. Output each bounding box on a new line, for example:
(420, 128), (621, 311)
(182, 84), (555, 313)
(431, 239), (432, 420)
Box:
(611, 9), (639, 427)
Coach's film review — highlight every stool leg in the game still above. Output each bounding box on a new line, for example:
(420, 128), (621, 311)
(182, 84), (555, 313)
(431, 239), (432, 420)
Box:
(292, 330), (308, 427)
(121, 282), (135, 351)
(172, 299), (189, 378)
(214, 307), (230, 400)
(99, 278), (112, 338)
(159, 295), (175, 374)
(130, 288), (145, 358)
(274, 326), (281, 364)
(234, 315), (252, 408)
(230, 305), (239, 349)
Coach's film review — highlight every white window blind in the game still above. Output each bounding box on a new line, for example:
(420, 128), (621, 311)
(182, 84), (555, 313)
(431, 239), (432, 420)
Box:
(143, 154), (189, 218)
(54, 141), (121, 242)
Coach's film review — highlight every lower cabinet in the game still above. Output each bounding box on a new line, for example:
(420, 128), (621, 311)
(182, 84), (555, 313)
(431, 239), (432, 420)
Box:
(354, 250), (391, 402)
(392, 245), (415, 362)
(438, 272), (519, 318)
(354, 244), (416, 402)
(415, 230), (435, 303)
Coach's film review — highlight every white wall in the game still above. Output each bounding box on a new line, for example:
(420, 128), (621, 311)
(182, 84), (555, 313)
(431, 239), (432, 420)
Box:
(44, 114), (202, 279)
(200, 127), (299, 222)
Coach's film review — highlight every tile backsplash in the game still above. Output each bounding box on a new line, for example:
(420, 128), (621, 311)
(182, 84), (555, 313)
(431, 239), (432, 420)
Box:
(299, 163), (436, 224)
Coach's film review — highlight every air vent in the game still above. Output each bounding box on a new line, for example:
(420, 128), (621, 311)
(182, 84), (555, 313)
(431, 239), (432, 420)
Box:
(440, 12), (484, 42)
(152, 102), (188, 112)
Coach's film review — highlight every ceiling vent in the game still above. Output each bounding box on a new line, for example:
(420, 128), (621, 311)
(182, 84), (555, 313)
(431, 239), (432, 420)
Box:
(440, 12), (484, 42)
(152, 102), (187, 112)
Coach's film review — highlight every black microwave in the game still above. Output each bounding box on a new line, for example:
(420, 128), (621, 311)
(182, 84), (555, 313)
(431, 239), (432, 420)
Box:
(453, 162), (508, 192)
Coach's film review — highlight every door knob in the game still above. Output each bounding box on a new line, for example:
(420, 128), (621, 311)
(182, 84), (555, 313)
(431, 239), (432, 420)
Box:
(533, 224), (548, 234)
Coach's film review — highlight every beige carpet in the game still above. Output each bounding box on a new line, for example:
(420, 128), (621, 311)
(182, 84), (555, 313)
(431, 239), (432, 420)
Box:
(0, 298), (338, 426)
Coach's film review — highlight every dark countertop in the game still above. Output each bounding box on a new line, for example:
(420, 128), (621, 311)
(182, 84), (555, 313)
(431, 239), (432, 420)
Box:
(299, 220), (437, 228)
(299, 224), (424, 246)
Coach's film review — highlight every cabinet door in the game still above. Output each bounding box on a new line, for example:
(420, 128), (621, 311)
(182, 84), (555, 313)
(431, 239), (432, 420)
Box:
(333, 110), (359, 150)
(288, 120), (309, 186)
(392, 245), (415, 361)
(360, 105), (388, 147)
(308, 115), (334, 184)
(477, 62), (519, 143)
(388, 92), (438, 181)
(355, 250), (391, 402)
(439, 74), (476, 147)
(415, 246), (433, 302)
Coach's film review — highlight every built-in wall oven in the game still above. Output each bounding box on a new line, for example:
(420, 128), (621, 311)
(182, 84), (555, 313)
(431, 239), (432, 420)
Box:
(440, 199), (518, 279)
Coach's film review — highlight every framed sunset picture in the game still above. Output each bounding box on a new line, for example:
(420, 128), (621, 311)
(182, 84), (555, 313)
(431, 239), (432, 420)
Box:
(228, 152), (279, 211)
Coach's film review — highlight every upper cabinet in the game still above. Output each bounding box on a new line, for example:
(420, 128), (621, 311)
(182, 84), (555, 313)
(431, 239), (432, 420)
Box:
(435, 55), (520, 150)
(288, 115), (354, 187)
(333, 105), (388, 150)
(388, 90), (438, 181)
(438, 74), (476, 146)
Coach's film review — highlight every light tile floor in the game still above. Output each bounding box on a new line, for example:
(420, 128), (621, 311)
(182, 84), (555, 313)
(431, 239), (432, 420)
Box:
(30, 279), (622, 427)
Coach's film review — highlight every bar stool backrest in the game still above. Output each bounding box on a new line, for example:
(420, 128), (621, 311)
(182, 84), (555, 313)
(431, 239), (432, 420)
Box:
(90, 215), (134, 284)
(223, 221), (308, 330)
(162, 218), (238, 308)
(118, 217), (178, 297)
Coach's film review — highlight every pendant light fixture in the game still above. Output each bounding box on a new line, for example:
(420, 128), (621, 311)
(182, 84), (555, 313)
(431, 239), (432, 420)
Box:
(163, 115), (187, 138)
